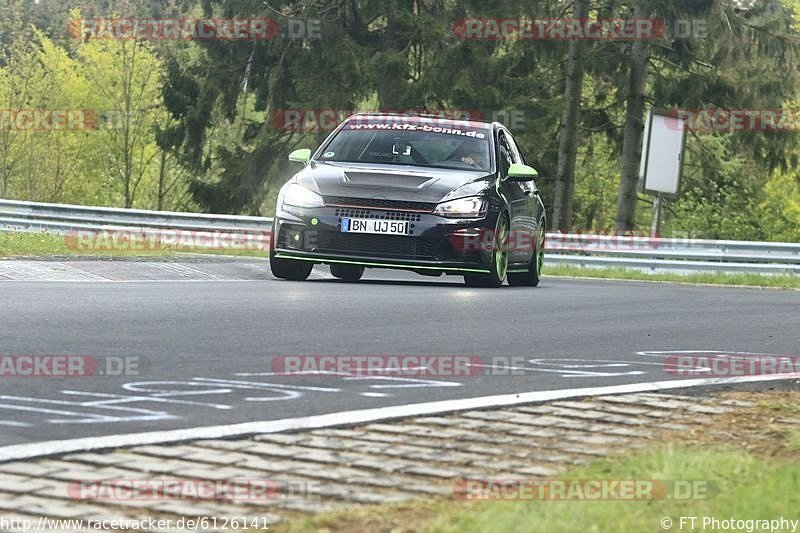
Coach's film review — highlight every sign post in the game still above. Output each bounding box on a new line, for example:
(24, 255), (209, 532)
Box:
(650, 193), (663, 239)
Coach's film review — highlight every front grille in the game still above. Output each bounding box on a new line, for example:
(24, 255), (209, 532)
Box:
(334, 207), (422, 222)
(278, 225), (468, 262)
(324, 196), (436, 212)
(316, 232), (437, 259)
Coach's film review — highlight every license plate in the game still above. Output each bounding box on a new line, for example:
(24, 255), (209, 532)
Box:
(341, 218), (409, 236)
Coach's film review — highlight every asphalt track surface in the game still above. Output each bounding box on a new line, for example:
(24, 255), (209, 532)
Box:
(0, 261), (798, 448)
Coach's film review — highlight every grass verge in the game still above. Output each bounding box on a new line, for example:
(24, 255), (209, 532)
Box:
(278, 447), (800, 533)
(0, 231), (168, 257)
(0, 231), (268, 258)
(544, 263), (800, 289)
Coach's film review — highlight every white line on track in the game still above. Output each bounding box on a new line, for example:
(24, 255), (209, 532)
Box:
(0, 373), (797, 463)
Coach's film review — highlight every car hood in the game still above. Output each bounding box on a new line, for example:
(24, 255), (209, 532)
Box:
(294, 162), (493, 204)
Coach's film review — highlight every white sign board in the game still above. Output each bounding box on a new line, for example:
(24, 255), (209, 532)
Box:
(639, 110), (687, 198)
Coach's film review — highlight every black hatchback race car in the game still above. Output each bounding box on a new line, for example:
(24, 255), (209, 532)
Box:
(270, 113), (546, 287)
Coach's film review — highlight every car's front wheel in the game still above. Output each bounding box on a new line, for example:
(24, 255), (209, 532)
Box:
(270, 250), (313, 281)
(508, 219), (545, 287)
(330, 264), (365, 282)
(464, 215), (509, 288)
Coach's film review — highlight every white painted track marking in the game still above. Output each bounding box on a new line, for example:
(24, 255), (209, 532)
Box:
(0, 373), (797, 463)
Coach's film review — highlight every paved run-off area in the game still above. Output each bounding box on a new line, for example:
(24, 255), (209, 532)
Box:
(1, 390), (798, 532)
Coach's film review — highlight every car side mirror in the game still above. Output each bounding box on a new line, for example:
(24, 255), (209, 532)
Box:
(288, 148), (311, 164)
(506, 163), (538, 182)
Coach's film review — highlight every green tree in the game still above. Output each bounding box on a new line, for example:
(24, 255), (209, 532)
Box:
(76, 36), (166, 207)
(614, 0), (800, 231)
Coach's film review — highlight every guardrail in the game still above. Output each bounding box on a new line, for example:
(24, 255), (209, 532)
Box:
(545, 233), (800, 274)
(0, 199), (272, 234)
(1, 198), (798, 274)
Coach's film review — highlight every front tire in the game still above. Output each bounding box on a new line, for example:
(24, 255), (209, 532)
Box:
(270, 250), (313, 281)
(508, 219), (545, 287)
(464, 214), (509, 288)
(330, 264), (364, 282)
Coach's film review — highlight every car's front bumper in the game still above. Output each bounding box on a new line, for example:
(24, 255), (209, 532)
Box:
(272, 204), (498, 274)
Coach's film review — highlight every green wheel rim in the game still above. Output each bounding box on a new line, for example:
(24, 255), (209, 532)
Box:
(495, 217), (509, 282)
(536, 226), (545, 275)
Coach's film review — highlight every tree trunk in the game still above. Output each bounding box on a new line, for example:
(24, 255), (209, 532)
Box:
(157, 148), (167, 211)
(615, 3), (650, 231)
(377, 1), (405, 109)
(552, 0), (588, 231)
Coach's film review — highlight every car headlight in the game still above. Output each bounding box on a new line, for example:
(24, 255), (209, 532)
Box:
(282, 183), (324, 208)
(433, 196), (486, 218)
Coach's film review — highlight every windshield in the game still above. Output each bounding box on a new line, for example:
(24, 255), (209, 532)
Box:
(318, 120), (493, 172)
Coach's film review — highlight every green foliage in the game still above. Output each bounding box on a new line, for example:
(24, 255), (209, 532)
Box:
(573, 133), (620, 231)
(760, 170), (800, 241)
(663, 132), (761, 240)
(0, 18), (190, 210)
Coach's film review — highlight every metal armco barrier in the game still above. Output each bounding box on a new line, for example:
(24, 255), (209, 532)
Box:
(1, 198), (798, 274)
